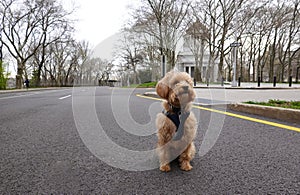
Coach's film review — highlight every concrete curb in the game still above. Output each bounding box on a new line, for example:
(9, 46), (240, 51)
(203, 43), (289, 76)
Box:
(144, 92), (300, 124)
(143, 91), (159, 98)
(228, 103), (300, 124)
(0, 87), (69, 94)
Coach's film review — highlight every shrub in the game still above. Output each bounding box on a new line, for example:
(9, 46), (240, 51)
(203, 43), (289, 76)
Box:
(0, 61), (9, 90)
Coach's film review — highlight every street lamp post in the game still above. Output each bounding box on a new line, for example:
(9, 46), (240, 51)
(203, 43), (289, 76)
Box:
(230, 42), (241, 87)
(231, 1), (240, 87)
(232, 45), (237, 87)
(296, 66), (300, 83)
(0, 21), (3, 62)
(161, 53), (166, 78)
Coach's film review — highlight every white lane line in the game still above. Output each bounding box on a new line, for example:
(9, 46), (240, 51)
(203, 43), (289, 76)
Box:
(59, 95), (72, 100)
(0, 89), (73, 100)
(0, 92), (40, 100)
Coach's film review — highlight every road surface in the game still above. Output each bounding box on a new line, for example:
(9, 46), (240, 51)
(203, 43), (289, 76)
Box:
(0, 87), (299, 194)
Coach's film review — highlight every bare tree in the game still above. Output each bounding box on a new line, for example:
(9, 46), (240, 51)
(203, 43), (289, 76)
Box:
(117, 31), (144, 84)
(90, 58), (114, 86)
(75, 40), (91, 85)
(131, 0), (192, 76)
(86, 58), (104, 85)
(277, 0), (300, 81)
(183, 18), (209, 82)
(1, 0), (75, 88)
(33, 0), (74, 87)
(41, 38), (74, 86)
(127, 20), (162, 81)
(234, 0), (268, 82)
(193, 0), (221, 82)
(1, 0), (44, 88)
(191, 0), (281, 83)
(236, 0), (299, 83)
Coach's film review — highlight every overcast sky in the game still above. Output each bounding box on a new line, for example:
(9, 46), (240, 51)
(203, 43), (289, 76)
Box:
(67, 0), (137, 47)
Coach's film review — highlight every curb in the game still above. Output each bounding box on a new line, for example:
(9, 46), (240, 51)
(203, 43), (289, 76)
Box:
(144, 92), (300, 124)
(0, 87), (69, 94)
(228, 103), (300, 125)
(143, 92), (159, 98)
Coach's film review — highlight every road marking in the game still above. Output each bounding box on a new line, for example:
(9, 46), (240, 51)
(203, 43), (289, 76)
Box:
(59, 95), (71, 100)
(0, 89), (72, 100)
(0, 92), (40, 100)
(136, 94), (162, 101)
(136, 94), (300, 133)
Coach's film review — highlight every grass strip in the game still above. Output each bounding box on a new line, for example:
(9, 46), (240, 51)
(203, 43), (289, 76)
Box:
(244, 99), (300, 110)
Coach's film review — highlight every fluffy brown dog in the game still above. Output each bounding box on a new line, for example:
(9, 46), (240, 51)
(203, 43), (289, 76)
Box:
(156, 70), (197, 172)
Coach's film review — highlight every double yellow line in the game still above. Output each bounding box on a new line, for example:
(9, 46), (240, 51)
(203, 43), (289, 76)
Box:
(136, 94), (300, 133)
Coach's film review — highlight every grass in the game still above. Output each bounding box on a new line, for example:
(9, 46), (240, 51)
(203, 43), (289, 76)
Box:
(245, 99), (300, 110)
(125, 81), (157, 88)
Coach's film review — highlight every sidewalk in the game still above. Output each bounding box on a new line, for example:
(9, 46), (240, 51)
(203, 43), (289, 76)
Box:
(194, 88), (300, 104)
(0, 87), (67, 94)
(144, 86), (300, 124)
(145, 85), (300, 104)
(194, 82), (300, 89)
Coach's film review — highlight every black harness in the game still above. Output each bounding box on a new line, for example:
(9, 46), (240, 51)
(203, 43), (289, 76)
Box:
(163, 104), (190, 141)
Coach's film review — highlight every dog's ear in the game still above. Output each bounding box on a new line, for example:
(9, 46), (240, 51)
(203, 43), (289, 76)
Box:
(156, 71), (175, 99)
(156, 80), (169, 99)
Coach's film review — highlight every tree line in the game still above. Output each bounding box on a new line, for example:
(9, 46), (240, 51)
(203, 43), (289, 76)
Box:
(1, 0), (299, 89)
(120, 0), (300, 84)
(0, 0), (112, 89)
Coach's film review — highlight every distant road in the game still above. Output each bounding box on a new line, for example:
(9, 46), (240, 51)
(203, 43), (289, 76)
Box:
(0, 87), (299, 194)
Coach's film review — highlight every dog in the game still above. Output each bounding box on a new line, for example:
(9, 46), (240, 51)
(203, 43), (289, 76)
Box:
(155, 70), (197, 172)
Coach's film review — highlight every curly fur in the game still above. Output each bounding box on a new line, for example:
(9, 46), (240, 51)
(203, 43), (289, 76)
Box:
(156, 70), (197, 172)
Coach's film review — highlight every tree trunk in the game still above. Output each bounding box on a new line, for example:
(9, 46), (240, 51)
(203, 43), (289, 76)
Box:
(16, 61), (25, 89)
(269, 28), (278, 82)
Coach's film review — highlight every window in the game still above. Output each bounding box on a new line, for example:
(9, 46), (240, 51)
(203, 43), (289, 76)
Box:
(185, 66), (189, 74)
(191, 67), (195, 78)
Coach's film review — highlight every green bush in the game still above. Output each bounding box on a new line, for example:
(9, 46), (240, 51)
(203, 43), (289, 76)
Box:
(30, 70), (39, 87)
(0, 61), (9, 90)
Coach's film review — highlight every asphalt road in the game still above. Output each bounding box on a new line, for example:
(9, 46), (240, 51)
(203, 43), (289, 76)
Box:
(0, 87), (299, 194)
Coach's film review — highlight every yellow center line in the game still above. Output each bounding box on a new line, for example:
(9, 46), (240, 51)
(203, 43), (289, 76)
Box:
(136, 94), (300, 133)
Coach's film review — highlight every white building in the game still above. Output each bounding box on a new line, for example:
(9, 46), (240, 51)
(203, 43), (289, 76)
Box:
(176, 21), (218, 82)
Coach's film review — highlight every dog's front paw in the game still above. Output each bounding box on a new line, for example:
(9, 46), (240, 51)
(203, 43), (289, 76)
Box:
(180, 162), (193, 171)
(160, 164), (171, 172)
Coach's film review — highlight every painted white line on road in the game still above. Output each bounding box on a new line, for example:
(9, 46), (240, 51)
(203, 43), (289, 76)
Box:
(0, 92), (40, 100)
(59, 95), (72, 100)
(0, 89), (73, 100)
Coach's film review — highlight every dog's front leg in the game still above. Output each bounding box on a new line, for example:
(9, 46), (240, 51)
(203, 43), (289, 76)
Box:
(156, 113), (177, 172)
(158, 147), (171, 172)
(157, 126), (174, 172)
(179, 142), (196, 171)
(157, 136), (172, 172)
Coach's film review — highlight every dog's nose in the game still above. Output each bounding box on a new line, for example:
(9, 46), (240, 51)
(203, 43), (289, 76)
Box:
(183, 86), (189, 91)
